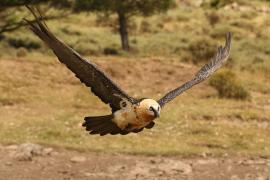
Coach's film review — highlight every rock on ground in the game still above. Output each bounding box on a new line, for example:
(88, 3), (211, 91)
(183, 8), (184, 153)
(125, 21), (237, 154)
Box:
(7, 143), (54, 161)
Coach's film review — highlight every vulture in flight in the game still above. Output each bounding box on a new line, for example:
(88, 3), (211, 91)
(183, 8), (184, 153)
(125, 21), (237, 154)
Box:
(25, 7), (232, 136)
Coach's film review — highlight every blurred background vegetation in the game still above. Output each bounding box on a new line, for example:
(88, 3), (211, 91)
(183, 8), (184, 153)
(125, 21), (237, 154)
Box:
(0, 0), (270, 156)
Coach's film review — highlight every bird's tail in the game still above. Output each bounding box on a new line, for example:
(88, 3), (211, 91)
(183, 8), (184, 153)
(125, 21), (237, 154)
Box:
(82, 115), (124, 136)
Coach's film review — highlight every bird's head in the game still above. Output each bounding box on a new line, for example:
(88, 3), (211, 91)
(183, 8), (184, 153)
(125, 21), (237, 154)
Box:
(137, 99), (161, 120)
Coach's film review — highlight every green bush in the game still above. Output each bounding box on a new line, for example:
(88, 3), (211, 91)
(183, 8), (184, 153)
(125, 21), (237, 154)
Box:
(209, 69), (250, 100)
(206, 11), (220, 26)
(7, 37), (41, 50)
(103, 47), (119, 55)
(187, 37), (217, 64)
(0, 34), (5, 41)
(60, 27), (82, 36)
(140, 20), (152, 33)
(203, 0), (233, 8)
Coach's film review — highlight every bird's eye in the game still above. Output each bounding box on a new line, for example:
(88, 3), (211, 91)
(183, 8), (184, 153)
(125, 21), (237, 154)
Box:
(121, 101), (127, 108)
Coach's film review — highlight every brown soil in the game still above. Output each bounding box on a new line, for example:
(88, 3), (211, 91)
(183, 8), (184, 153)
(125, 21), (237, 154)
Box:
(1, 144), (270, 180)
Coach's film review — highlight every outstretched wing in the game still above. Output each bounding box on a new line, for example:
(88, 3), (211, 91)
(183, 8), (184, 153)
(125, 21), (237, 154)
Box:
(158, 32), (232, 107)
(25, 7), (135, 112)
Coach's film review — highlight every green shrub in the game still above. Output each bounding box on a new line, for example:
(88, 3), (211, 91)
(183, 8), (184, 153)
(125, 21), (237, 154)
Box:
(131, 38), (138, 44)
(209, 69), (250, 100)
(187, 37), (217, 64)
(140, 20), (152, 33)
(0, 34), (5, 41)
(103, 47), (119, 55)
(95, 14), (116, 28)
(206, 11), (220, 26)
(7, 37), (41, 50)
(203, 0), (233, 8)
(60, 27), (82, 36)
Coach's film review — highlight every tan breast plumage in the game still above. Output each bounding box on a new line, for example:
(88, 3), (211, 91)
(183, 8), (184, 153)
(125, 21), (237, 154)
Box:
(112, 99), (158, 130)
(136, 104), (155, 122)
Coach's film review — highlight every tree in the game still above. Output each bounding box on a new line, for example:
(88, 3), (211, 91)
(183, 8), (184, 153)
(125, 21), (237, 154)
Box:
(0, 0), (71, 9)
(74, 0), (174, 51)
(0, 0), (47, 8)
(202, 0), (234, 8)
(0, 0), (71, 35)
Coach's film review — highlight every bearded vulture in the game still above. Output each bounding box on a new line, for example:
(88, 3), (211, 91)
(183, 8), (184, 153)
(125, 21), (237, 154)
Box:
(25, 7), (232, 136)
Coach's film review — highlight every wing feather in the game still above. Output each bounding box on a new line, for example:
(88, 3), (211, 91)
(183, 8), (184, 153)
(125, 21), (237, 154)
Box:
(158, 32), (232, 107)
(25, 7), (135, 112)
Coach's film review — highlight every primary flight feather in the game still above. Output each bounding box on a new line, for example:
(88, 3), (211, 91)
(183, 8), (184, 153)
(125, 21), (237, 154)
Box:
(25, 7), (232, 136)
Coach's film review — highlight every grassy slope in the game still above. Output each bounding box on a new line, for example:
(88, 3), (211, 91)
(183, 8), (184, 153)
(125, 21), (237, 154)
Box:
(0, 1), (270, 156)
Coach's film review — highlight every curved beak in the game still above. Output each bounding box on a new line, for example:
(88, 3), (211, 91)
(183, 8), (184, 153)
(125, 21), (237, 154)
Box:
(150, 107), (160, 118)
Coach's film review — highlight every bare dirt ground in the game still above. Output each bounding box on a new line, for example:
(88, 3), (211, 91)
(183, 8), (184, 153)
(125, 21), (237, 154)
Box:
(1, 143), (270, 180)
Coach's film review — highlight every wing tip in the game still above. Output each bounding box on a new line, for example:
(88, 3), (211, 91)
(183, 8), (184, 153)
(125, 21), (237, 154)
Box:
(225, 32), (232, 51)
(226, 32), (232, 41)
(156, 32), (233, 107)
